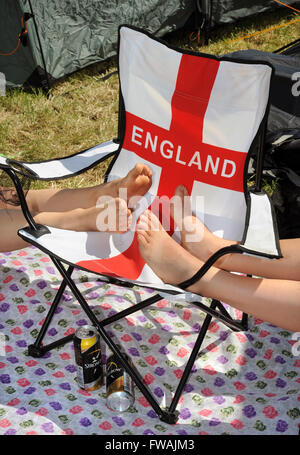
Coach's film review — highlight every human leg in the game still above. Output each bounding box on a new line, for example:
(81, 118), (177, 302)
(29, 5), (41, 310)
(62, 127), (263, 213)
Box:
(0, 196), (133, 252)
(24, 163), (152, 213)
(171, 185), (300, 281)
(0, 163), (151, 251)
(137, 210), (300, 332)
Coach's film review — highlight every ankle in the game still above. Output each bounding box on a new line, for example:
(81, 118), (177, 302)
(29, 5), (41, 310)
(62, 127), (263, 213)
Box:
(201, 233), (226, 264)
(186, 264), (219, 297)
(93, 179), (121, 206)
(213, 238), (238, 270)
(66, 208), (86, 231)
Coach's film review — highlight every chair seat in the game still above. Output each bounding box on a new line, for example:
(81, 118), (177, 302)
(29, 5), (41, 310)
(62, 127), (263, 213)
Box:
(18, 224), (184, 295)
(8, 25), (282, 425)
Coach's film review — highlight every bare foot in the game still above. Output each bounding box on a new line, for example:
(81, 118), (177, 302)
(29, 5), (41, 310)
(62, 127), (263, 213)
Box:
(118, 163), (152, 204)
(96, 197), (133, 233)
(96, 164), (152, 209)
(170, 185), (231, 263)
(137, 209), (201, 286)
(76, 197), (132, 233)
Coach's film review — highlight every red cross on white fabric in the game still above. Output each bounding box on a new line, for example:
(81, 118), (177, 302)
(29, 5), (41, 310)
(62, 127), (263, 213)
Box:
(78, 54), (247, 280)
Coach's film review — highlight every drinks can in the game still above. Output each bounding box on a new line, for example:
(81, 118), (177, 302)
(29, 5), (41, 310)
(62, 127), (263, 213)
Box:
(106, 353), (135, 412)
(73, 325), (103, 391)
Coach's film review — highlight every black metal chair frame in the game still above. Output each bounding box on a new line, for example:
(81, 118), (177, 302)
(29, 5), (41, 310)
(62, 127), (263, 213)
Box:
(0, 132), (269, 423)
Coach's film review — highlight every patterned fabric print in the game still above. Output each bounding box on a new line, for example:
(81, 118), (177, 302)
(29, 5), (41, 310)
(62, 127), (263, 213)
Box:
(0, 247), (299, 435)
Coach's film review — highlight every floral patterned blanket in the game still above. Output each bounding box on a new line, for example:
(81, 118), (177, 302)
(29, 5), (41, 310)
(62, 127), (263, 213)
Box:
(0, 247), (299, 435)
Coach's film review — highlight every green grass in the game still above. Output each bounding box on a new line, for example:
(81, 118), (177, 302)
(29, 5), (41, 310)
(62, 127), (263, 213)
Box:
(0, 8), (299, 190)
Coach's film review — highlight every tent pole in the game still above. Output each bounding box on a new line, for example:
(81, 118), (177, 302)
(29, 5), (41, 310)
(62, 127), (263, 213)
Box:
(198, 0), (212, 45)
(27, 0), (51, 93)
(274, 37), (300, 54)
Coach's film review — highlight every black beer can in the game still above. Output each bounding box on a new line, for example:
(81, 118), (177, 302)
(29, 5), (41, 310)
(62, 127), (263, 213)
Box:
(73, 325), (103, 391)
(106, 353), (135, 412)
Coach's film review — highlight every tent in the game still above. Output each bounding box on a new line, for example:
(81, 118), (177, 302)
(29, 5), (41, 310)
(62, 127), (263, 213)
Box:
(198, 0), (300, 40)
(1, 0), (299, 90)
(0, 0), (195, 90)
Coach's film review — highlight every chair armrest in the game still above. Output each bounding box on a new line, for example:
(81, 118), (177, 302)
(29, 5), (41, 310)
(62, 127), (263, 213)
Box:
(241, 189), (282, 259)
(0, 165), (44, 233)
(7, 140), (119, 181)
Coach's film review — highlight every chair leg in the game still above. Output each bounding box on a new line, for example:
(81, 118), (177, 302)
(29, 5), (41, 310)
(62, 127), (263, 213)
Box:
(242, 312), (248, 330)
(100, 293), (163, 327)
(28, 265), (74, 358)
(29, 255), (249, 424)
(191, 298), (245, 332)
(213, 300), (247, 332)
(48, 259), (227, 424)
(50, 256), (171, 421)
(166, 300), (218, 419)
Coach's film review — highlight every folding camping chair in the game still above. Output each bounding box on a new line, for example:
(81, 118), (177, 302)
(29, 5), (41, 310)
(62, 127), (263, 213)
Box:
(1, 26), (282, 424)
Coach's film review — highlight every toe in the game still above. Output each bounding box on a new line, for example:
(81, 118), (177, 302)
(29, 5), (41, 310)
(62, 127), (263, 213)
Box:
(171, 185), (192, 225)
(137, 231), (150, 247)
(136, 213), (150, 231)
(174, 185), (188, 198)
(144, 165), (152, 177)
(133, 163), (144, 176)
(137, 233), (145, 248)
(148, 210), (163, 231)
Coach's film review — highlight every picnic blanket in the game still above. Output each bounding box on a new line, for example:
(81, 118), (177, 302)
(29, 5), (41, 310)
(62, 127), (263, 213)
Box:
(0, 246), (299, 435)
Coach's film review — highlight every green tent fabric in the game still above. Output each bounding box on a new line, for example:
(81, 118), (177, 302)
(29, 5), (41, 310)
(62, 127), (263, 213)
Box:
(198, 0), (300, 27)
(1, 0), (299, 90)
(0, 1), (39, 89)
(0, 0), (196, 89)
